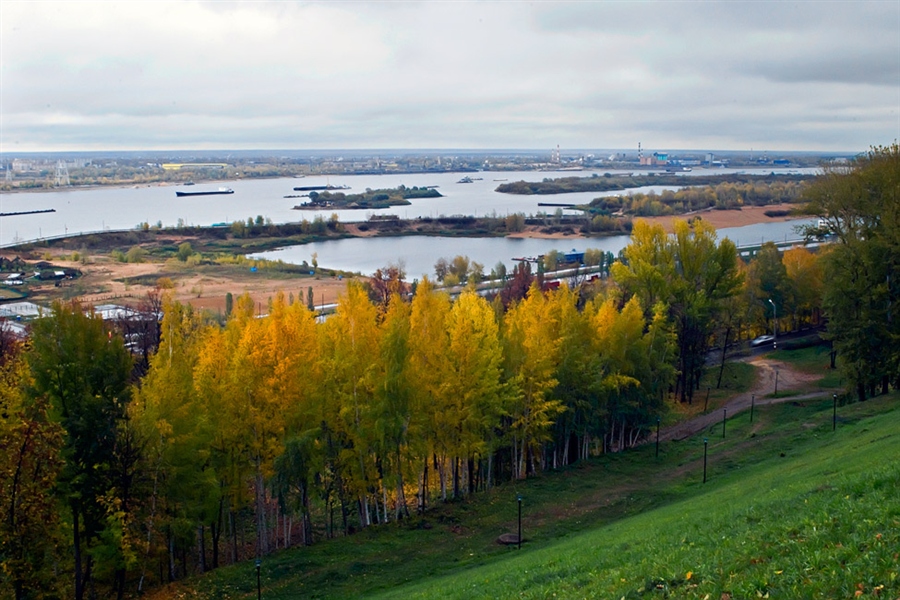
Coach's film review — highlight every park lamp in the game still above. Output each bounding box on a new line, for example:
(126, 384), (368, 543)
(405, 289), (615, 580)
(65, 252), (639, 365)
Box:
(768, 298), (777, 349)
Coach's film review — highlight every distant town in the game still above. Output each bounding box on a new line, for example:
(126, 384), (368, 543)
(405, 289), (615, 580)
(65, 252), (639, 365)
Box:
(1, 147), (853, 191)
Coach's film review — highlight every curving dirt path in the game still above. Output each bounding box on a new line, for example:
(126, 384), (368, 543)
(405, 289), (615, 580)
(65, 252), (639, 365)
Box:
(658, 357), (829, 443)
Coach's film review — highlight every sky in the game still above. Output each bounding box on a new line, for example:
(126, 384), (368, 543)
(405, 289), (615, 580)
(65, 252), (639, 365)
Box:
(2, 1), (898, 154)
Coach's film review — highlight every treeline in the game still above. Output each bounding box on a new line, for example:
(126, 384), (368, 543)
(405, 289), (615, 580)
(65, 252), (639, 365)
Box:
(496, 173), (815, 195)
(585, 180), (809, 217)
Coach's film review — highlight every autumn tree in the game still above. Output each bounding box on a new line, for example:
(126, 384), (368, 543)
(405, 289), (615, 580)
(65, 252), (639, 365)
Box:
(318, 282), (381, 530)
(371, 293), (413, 520)
(545, 285), (604, 465)
(131, 299), (219, 583)
(502, 283), (563, 478)
(744, 242), (792, 337)
(802, 143), (900, 399)
(27, 302), (136, 600)
(0, 335), (65, 599)
(782, 246), (824, 328)
(613, 219), (742, 403)
(407, 278), (452, 507)
(442, 289), (507, 496)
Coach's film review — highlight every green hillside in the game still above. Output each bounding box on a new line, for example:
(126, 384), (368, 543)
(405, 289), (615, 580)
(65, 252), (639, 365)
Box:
(382, 397), (900, 599)
(175, 393), (899, 600)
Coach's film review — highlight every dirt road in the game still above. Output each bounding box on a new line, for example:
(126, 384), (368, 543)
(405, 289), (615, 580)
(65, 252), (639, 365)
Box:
(659, 357), (830, 443)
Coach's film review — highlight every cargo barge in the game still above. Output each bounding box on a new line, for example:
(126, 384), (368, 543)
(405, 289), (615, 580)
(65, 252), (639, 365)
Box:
(175, 187), (234, 197)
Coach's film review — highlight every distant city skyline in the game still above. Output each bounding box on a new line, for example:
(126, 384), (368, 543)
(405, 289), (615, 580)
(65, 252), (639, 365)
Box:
(2, 1), (898, 154)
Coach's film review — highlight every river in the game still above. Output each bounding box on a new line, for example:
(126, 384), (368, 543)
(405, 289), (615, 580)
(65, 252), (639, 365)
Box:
(247, 219), (812, 280)
(0, 167), (815, 275)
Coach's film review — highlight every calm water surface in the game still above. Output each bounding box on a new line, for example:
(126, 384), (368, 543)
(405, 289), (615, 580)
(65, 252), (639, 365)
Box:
(0, 168), (815, 276)
(249, 219), (813, 280)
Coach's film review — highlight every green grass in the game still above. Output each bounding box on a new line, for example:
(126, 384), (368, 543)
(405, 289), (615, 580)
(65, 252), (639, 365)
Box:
(697, 361), (757, 409)
(771, 344), (843, 389)
(172, 393), (900, 600)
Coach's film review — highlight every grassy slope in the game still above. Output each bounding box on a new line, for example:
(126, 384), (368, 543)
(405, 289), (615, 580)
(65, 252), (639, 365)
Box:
(378, 396), (900, 599)
(172, 379), (898, 599)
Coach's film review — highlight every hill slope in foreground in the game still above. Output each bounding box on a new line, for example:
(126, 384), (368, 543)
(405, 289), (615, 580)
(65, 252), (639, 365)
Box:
(176, 394), (899, 600)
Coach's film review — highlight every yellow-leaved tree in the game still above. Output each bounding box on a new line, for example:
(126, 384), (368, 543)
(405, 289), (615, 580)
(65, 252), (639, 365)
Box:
(502, 282), (563, 479)
(443, 288), (507, 497)
(407, 278), (453, 506)
(318, 281), (381, 531)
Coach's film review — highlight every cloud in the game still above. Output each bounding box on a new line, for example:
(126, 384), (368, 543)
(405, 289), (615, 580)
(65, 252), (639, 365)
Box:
(1, 0), (897, 152)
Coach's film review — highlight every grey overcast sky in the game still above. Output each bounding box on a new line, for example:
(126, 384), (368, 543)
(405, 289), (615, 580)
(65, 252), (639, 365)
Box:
(2, 1), (898, 153)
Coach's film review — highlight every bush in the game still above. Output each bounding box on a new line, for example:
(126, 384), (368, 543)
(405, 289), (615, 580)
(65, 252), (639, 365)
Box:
(125, 246), (147, 263)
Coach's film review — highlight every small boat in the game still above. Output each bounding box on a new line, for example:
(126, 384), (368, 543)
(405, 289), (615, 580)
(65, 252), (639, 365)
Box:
(457, 176), (474, 183)
(175, 187), (234, 197)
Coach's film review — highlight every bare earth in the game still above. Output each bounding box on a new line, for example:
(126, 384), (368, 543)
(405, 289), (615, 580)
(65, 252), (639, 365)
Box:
(633, 204), (803, 234)
(507, 204), (804, 239)
(658, 356), (827, 443)
(15, 256), (353, 314)
(3, 207), (804, 312)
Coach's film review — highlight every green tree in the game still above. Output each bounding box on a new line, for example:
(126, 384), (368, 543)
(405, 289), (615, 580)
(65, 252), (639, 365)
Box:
(126, 245), (147, 263)
(802, 144), (900, 399)
(131, 299), (219, 581)
(176, 242), (193, 262)
(745, 242), (792, 337)
(27, 302), (136, 600)
(0, 344), (65, 599)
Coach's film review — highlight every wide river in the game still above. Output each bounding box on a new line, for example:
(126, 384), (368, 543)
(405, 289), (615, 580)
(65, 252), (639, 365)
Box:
(0, 167), (815, 278)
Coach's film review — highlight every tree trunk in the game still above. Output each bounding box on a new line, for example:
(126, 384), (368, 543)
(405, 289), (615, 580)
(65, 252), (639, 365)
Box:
(255, 468), (268, 555)
(73, 508), (85, 600)
(212, 490), (223, 569)
(301, 480), (313, 546)
(418, 458), (428, 515)
(716, 327), (731, 388)
(229, 510), (238, 565)
(198, 524), (206, 573)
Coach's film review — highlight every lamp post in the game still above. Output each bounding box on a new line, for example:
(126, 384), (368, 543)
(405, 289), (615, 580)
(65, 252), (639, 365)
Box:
(256, 559), (261, 600)
(703, 438), (709, 484)
(768, 298), (777, 350)
(655, 416), (661, 458)
(722, 408), (727, 439)
(833, 393), (837, 431)
(750, 394), (755, 423)
(517, 495), (523, 550)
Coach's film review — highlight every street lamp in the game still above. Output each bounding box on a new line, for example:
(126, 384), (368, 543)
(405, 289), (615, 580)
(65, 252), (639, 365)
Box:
(833, 393), (838, 431)
(517, 495), (523, 550)
(768, 298), (777, 349)
(256, 559), (261, 600)
(703, 438), (709, 484)
(655, 416), (661, 458)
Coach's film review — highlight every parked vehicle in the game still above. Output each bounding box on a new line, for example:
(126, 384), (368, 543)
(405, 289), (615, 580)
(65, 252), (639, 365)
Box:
(750, 334), (775, 347)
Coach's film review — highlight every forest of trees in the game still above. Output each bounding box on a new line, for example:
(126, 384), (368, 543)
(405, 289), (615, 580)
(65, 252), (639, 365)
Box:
(585, 179), (810, 217)
(496, 173), (814, 198)
(0, 145), (896, 599)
